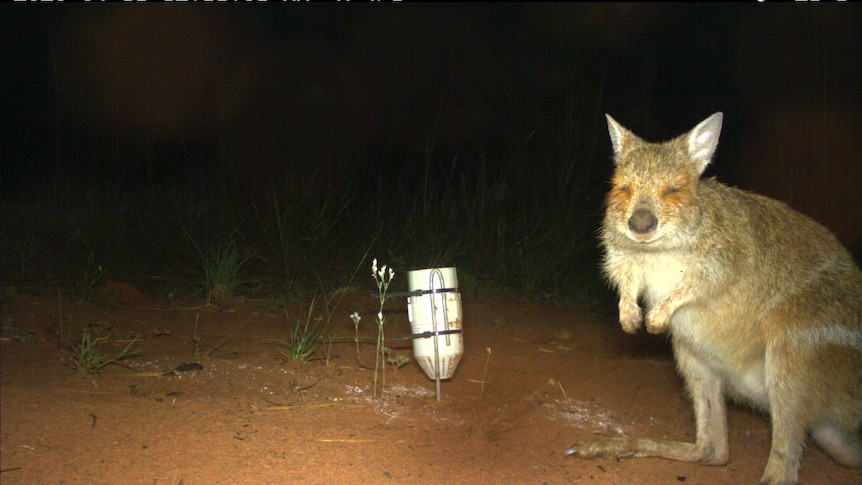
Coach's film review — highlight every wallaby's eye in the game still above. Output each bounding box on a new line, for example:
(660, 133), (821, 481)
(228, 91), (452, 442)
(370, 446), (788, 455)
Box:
(607, 182), (632, 207)
(609, 173), (632, 201)
(661, 183), (691, 204)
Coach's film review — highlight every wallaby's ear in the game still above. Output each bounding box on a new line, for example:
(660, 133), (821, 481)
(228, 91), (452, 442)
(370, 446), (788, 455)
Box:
(606, 114), (629, 161)
(687, 112), (723, 174)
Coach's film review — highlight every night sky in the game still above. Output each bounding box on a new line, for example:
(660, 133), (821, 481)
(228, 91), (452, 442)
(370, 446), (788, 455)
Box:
(3, 4), (861, 252)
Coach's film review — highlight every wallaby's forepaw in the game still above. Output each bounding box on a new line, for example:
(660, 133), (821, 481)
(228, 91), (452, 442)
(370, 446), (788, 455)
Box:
(619, 301), (643, 334)
(645, 301), (672, 334)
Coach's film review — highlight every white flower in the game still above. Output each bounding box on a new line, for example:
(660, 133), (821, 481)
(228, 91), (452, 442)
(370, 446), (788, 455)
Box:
(350, 311), (361, 324)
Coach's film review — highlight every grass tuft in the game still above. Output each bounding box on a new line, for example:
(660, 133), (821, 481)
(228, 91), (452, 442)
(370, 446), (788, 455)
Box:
(199, 240), (251, 306)
(70, 329), (139, 374)
(269, 295), (327, 362)
(67, 264), (106, 304)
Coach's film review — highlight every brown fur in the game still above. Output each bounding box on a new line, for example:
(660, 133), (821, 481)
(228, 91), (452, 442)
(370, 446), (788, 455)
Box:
(564, 112), (862, 485)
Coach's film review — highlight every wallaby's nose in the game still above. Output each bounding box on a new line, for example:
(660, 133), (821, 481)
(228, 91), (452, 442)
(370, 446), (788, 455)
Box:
(628, 208), (658, 234)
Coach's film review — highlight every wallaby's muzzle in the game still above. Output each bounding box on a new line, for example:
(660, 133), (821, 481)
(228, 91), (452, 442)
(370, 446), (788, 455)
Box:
(628, 206), (658, 235)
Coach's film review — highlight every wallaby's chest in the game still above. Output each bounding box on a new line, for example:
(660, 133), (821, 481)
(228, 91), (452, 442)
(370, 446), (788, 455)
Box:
(610, 249), (690, 306)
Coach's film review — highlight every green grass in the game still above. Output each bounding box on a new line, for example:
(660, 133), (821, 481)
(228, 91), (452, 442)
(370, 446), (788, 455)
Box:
(70, 330), (140, 374)
(267, 243), (377, 363)
(269, 295), (327, 362)
(198, 240), (252, 306)
(66, 264), (106, 304)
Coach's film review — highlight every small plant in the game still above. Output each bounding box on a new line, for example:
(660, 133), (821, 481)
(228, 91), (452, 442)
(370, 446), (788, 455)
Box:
(68, 264), (106, 304)
(371, 258), (395, 399)
(168, 291), (176, 321)
(261, 296), (287, 313)
(511, 238), (554, 294)
(489, 315), (508, 328)
(267, 240), (378, 365)
(479, 347), (492, 402)
(199, 240), (251, 306)
(456, 267), (478, 296)
(269, 296), (327, 362)
(349, 311), (363, 366)
(347, 309), (409, 371)
(56, 286), (73, 348)
(193, 313), (202, 356)
(386, 353), (410, 369)
(0, 235), (42, 278)
(529, 377), (570, 403)
(71, 329), (139, 374)
(252, 196), (296, 292)
(320, 336), (336, 367)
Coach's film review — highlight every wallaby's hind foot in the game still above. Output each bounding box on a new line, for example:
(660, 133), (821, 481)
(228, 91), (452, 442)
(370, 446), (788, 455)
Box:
(563, 436), (729, 466)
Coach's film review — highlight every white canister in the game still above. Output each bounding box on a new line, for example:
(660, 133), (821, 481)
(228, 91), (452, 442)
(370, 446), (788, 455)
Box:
(407, 267), (464, 380)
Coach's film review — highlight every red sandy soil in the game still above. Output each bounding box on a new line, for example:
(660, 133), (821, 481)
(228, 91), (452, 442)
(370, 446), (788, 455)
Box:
(1, 282), (859, 485)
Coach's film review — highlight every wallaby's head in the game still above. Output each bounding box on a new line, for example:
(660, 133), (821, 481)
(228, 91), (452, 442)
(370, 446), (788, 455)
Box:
(603, 112), (723, 246)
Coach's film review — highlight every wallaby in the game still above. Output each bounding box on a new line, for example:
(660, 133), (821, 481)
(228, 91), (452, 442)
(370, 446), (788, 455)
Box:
(564, 112), (862, 485)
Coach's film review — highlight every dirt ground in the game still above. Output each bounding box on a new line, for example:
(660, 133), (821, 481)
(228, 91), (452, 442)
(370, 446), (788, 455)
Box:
(1, 282), (859, 485)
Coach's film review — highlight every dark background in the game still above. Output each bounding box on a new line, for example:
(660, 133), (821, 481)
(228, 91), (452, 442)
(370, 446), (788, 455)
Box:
(2, 4), (860, 295)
